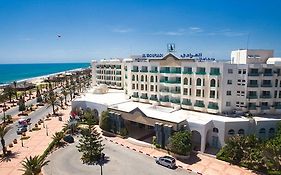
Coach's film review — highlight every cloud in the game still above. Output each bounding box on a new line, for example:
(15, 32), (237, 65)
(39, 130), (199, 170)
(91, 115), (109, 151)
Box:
(207, 29), (247, 37)
(153, 31), (185, 36)
(112, 28), (133, 33)
(19, 37), (32, 41)
(189, 27), (203, 33)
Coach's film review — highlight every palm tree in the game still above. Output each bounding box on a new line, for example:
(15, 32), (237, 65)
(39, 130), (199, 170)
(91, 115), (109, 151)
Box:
(0, 124), (10, 155)
(59, 96), (64, 108)
(46, 91), (60, 116)
(61, 88), (69, 105)
(52, 131), (64, 147)
(3, 86), (15, 103)
(13, 81), (18, 100)
(23, 81), (27, 97)
(20, 155), (50, 175)
(0, 93), (8, 123)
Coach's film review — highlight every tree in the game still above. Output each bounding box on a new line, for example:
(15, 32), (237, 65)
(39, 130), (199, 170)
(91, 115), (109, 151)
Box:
(52, 131), (64, 147)
(167, 130), (192, 156)
(0, 124), (11, 155)
(13, 81), (18, 100)
(46, 91), (60, 115)
(0, 93), (8, 123)
(18, 96), (26, 114)
(59, 96), (64, 108)
(83, 108), (98, 128)
(23, 81), (27, 97)
(20, 155), (50, 175)
(99, 111), (110, 132)
(76, 126), (104, 165)
(61, 87), (69, 105)
(3, 86), (15, 103)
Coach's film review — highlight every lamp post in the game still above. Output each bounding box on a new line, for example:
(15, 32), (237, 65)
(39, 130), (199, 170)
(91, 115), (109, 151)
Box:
(21, 135), (24, 147)
(46, 124), (48, 136)
(43, 117), (45, 128)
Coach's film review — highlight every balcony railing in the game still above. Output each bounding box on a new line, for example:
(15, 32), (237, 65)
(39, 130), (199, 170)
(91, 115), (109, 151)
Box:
(140, 95), (148, 99)
(160, 98), (169, 102)
(182, 71), (193, 75)
(210, 72), (220, 76)
(170, 90), (181, 94)
(159, 89), (170, 93)
(196, 71), (206, 75)
(160, 70), (170, 73)
(140, 70), (148, 73)
(263, 73), (273, 76)
(182, 100), (192, 106)
(208, 104), (219, 110)
(275, 105), (281, 109)
(261, 84), (272, 87)
(260, 95), (271, 99)
(132, 69), (139, 72)
(150, 70), (158, 73)
(194, 102), (205, 108)
(149, 96), (158, 101)
(170, 98), (180, 104)
(170, 70), (181, 74)
(247, 83), (259, 87)
(247, 95), (258, 99)
(248, 72), (259, 76)
(248, 106), (257, 110)
(261, 106), (270, 110)
(132, 94), (139, 98)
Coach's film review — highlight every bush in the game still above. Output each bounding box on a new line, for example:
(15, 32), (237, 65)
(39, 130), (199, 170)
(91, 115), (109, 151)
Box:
(167, 130), (192, 156)
(99, 111), (110, 132)
(120, 127), (128, 137)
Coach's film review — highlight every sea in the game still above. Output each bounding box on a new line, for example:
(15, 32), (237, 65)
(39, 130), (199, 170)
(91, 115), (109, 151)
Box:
(0, 63), (90, 85)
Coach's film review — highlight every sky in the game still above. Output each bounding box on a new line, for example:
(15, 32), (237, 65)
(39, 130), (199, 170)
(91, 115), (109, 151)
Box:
(0, 0), (281, 63)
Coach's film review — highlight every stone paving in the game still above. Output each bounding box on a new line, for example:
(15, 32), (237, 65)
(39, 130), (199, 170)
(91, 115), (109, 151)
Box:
(100, 132), (259, 175)
(0, 107), (69, 175)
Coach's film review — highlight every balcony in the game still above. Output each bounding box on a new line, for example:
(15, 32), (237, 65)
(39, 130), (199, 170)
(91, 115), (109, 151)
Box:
(170, 70), (181, 74)
(261, 84), (272, 87)
(116, 65), (121, 69)
(132, 94), (139, 98)
(248, 72), (259, 76)
(210, 72), (220, 76)
(196, 71), (206, 75)
(182, 71), (193, 75)
(140, 95), (148, 99)
(261, 106), (270, 110)
(131, 69), (139, 73)
(263, 73), (273, 76)
(208, 103), (219, 110)
(167, 80), (181, 84)
(150, 70), (158, 73)
(116, 72), (121, 75)
(247, 83), (259, 87)
(140, 69), (148, 73)
(248, 106), (257, 110)
(275, 105), (281, 109)
(194, 101), (205, 108)
(170, 90), (181, 94)
(160, 70), (170, 73)
(260, 95), (271, 99)
(182, 99), (192, 106)
(170, 98), (180, 104)
(160, 98), (169, 102)
(159, 89), (170, 93)
(247, 95), (258, 99)
(149, 96), (158, 101)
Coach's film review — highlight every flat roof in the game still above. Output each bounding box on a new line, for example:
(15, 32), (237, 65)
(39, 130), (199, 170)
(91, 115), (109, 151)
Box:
(75, 88), (280, 125)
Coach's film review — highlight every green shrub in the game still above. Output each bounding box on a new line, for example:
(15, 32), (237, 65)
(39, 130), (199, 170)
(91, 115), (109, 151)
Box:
(99, 111), (110, 131)
(120, 127), (128, 137)
(167, 130), (192, 156)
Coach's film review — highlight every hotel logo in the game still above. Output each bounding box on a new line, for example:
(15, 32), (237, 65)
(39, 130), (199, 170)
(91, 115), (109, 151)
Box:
(167, 43), (175, 52)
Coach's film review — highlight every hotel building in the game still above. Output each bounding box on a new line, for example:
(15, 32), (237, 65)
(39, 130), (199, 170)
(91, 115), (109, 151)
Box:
(74, 49), (281, 152)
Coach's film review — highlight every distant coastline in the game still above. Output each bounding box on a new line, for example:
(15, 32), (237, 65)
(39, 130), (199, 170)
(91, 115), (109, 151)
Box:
(0, 63), (90, 85)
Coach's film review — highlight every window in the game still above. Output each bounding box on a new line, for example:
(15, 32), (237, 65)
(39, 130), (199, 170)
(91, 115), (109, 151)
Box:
(228, 69), (233, 74)
(238, 129), (245, 136)
(196, 78), (202, 86)
(132, 84), (135, 89)
(227, 91), (231, 95)
(150, 76), (154, 82)
(228, 129), (235, 135)
(196, 89), (201, 97)
(238, 69), (242, 74)
(213, 128), (219, 133)
(150, 85), (154, 91)
(132, 75), (135, 81)
(183, 88), (188, 95)
(269, 128), (275, 138)
(145, 75), (148, 81)
(184, 78), (188, 85)
(210, 90), (215, 98)
(210, 79), (216, 87)
(226, 102), (231, 106)
(141, 84), (144, 90)
(259, 128), (266, 134)
(189, 89), (192, 96)
(243, 69), (246, 74)
(141, 75), (144, 81)
(190, 78), (192, 85)
(227, 80), (232, 85)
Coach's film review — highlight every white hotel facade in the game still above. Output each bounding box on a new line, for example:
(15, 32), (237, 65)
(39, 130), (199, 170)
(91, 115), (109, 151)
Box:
(74, 49), (281, 152)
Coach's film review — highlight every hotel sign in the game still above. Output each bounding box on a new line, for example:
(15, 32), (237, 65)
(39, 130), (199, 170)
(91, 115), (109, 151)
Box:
(142, 54), (164, 58)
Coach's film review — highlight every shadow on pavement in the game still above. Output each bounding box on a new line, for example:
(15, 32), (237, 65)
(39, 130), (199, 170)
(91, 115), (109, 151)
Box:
(177, 152), (201, 165)
(0, 151), (20, 162)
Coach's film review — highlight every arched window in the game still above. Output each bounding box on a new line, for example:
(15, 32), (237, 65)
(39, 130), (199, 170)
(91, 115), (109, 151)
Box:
(228, 129), (235, 135)
(151, 76), (154, 82)
(210, 79), (216, 87)
(213, 127), (219, 133)
(196, 78), (201, 86)
(184, 78), (188, 85)
(132, 75), (135, 81)
(259, 128), (266, 134)
(141, 75), (144, 81)
(238, 129), (245, 136)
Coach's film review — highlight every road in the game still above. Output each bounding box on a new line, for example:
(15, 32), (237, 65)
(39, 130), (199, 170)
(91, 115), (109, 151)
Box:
(43, 138), (196, 175)
(0, 88), (67, 150)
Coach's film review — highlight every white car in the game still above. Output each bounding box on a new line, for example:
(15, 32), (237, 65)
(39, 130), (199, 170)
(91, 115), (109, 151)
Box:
(155, 156), (176, 169)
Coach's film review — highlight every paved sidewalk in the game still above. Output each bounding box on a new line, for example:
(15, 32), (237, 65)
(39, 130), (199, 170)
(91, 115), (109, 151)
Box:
(100, 131), (258, 175)
(0, 107), (70, 175)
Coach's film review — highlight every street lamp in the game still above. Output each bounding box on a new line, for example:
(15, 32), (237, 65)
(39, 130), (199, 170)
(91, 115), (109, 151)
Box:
(21, 135), (24, 147)
(46, 124), (48, 136)
(43, 117), (45, 128)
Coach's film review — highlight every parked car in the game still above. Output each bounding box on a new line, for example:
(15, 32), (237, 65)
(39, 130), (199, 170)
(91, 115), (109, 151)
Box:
(155, 156), (176, 169)
(17, 126), (27, 135)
